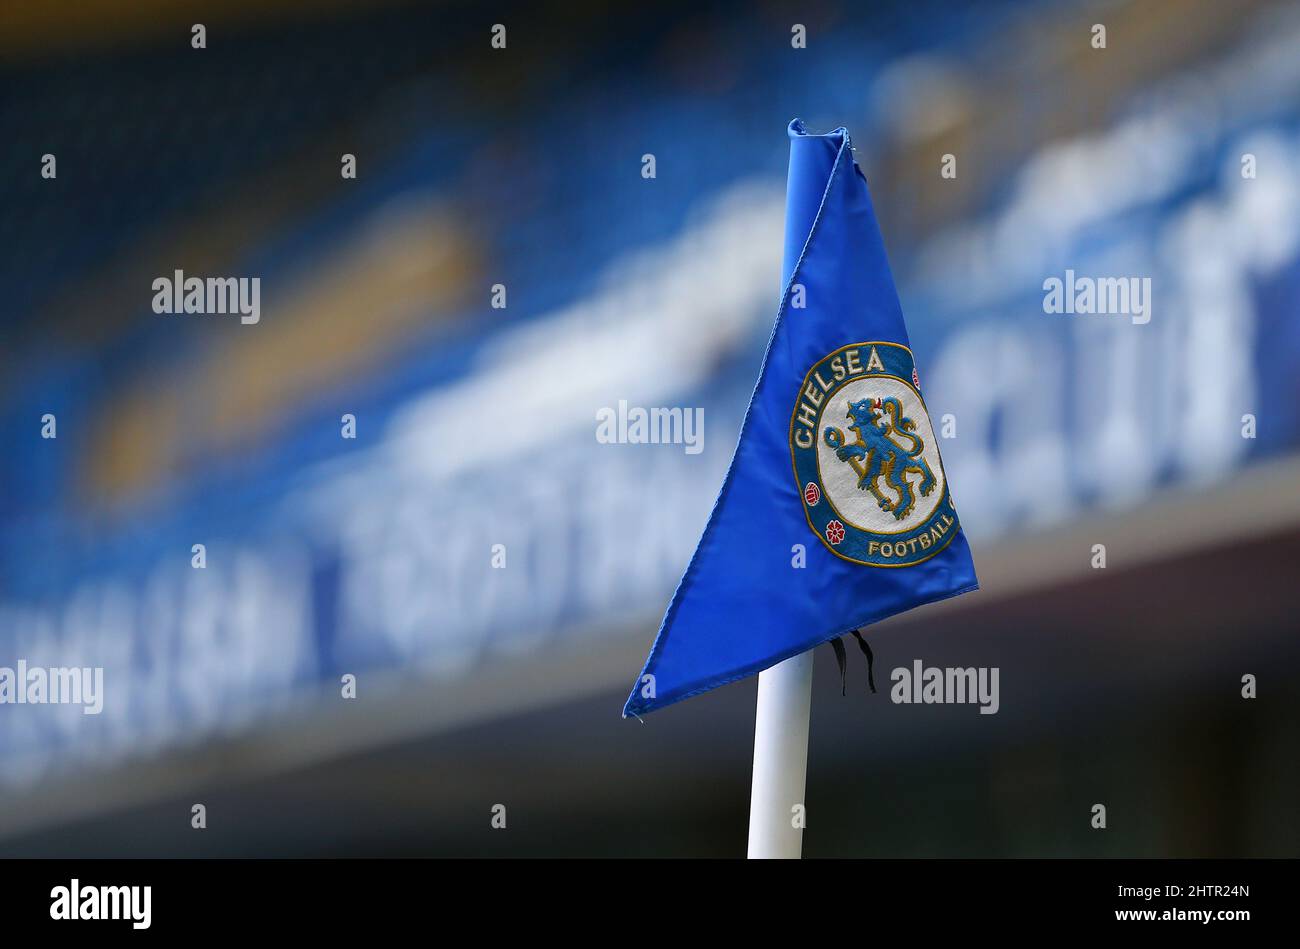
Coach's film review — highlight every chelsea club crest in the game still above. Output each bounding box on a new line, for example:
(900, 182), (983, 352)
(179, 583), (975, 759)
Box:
(789, 341), (959, 567)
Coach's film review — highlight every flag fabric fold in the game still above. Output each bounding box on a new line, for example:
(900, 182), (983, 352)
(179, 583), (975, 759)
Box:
(623, 119), (978, 717)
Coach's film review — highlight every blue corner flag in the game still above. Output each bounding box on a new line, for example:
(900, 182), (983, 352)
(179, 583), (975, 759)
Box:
(623, 120), (979, 717)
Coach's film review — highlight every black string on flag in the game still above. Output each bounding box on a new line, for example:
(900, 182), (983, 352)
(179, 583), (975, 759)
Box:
(826, 630), (876, 696)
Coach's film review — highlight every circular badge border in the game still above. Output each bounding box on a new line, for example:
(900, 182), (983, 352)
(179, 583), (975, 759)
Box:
(788, 340), (959, 568)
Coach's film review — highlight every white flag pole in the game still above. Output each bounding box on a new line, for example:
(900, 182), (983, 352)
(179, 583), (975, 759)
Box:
(746, 649), (814, 858)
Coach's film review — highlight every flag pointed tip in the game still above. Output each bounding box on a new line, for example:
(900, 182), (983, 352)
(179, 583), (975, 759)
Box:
(787, 118), (848, 143)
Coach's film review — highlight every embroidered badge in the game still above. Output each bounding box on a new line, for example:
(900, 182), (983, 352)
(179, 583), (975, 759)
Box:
(790, 342), (959, 566)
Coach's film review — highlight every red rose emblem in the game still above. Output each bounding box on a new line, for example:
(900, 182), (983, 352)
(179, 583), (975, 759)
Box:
(803, 482), (820, 506)
(825, 519), (845, 545)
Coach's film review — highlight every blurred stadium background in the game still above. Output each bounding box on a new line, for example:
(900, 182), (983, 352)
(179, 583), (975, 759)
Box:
(1, 0), (1298, 856)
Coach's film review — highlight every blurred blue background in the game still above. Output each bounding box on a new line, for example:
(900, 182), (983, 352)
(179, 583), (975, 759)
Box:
(1, 0), (1298, 856)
